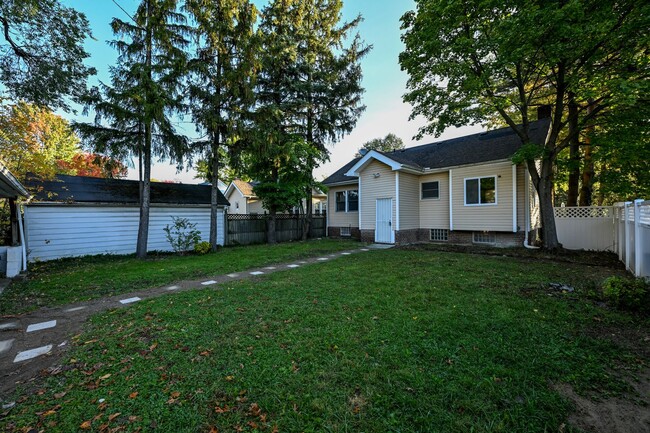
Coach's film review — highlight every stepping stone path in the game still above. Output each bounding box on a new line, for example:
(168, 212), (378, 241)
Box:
(0, 245), (389, 398)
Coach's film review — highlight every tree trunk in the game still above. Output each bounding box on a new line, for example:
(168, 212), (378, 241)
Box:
(8, 199), (18, 246)
(302, 186), (312, 240)
(566, 94), (580, 206)
(267, 210), (277, 244)
(209, 136), (220, 252)
(136, 4), (152, 260)
(136, 122), (152, 259)
(579, 101), (595, 206)
(537, 159), (561, 250)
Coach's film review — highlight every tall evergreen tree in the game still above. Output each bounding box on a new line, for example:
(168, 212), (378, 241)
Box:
(184, 0), (258, 252)
(77, 0), (190, 258)
(251, 0), (368, 242)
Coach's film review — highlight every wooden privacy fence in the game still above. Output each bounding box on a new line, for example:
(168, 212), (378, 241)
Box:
(225, 213), (326, 246)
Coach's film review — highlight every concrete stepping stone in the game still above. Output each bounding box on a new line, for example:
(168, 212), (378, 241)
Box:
(0, 339), (15, 355)
(299, 261), (307, 264)
(341, 252), (351, 255)
(360, 248), (369, 251)
(26, 320), (57, 333)
(317, 257), (329, 261)
(0, 322), (19, 331)
(119, 297), (141, 305)
(165, 285), (180, 291)
(64, 306), (86, 313)
(14, 344), (53, 363)
(227, 273), (239, 278)
(287, 264), (299, 268)
(250, 271), (264, 276)
(201, 280), (217, 286)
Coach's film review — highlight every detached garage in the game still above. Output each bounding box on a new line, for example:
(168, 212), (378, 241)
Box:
(24, 174), (229, 262)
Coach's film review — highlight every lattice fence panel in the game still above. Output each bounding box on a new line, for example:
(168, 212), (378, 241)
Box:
(553, 206), (614, 218)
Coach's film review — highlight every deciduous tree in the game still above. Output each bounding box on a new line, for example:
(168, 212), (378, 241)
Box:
(0, 0), (95, 110)
(400, 0), (649, 249)
(355, 133), (404, 157)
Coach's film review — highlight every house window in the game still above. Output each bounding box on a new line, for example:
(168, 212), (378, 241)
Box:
(465, 176), (496, 205)
(340, 226), (351, 237)
(421, 181), (440, 199)
(473, 231), (496, 245)
(347, 190), (359, 211)
(430, 229), (448, 242)
(335, 190), (358, 212)
(336, 191), (346, 212)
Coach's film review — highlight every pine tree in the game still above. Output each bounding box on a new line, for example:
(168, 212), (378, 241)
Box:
(77, 0), (190, 258)
(251, 0), (368, 242)
(184, 0), (258, 252)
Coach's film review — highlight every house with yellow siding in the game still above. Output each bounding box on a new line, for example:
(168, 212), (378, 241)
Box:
(323, 119), (550, 246)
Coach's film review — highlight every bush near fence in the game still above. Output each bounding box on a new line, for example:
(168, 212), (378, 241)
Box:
(225, 213), (326, 246)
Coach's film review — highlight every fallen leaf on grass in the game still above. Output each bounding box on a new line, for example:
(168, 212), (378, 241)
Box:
(225, 375), (234, 382)
(53, 392), (67, 399)
(129, 392), (138, 399)
(108, 412), (121, 422)
(80, 420), (92, 429)
(249, 403), (261, 417)
(214, 405), (230, 414)
(208, 427), (219, 433)
(99, 374), (112, 380)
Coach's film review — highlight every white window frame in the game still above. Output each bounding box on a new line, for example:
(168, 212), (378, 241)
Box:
(421, 180), (440, 200)
(340, 226), (351, 237)
(335, 190), (359, 213)
(464, 175), (497, 206)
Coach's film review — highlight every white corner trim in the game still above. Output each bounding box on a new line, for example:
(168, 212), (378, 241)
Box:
(512, 164), (517, 233)
(345, 150), (403, 177)
(524, 165), (530, 233)
(358, 176), (362, 229)
(449, 169), (454, 231)
(395, 172), (400, 231)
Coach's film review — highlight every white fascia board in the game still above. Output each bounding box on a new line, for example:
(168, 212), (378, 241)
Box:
(344, 151), (407, 177)
(422, 158), (513, 174)
(323, 179), (359, 188)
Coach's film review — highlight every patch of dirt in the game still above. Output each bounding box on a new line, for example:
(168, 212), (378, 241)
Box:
(398, 242), (625, 269)
(556, 370), (650, 433)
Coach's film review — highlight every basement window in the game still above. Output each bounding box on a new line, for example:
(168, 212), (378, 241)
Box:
(340, 226), (351, 237)
(430, 229), (448, 242)
(473, 231), (496, 245)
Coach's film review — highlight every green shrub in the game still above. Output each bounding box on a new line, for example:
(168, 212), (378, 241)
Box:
(163, 217), (202, 254)
(194, 241), (211, 255)
(602, 276), (650, 312)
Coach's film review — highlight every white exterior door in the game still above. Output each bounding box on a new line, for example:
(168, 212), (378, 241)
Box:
(375, 198), (393, 243)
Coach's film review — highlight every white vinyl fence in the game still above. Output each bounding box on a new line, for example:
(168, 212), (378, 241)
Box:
(554, 200), (649, 278)
(613, 200), (650, 278)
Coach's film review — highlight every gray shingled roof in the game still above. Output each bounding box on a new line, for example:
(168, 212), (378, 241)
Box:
(323, 119), (550, 185)
(25, 174), (230, 206)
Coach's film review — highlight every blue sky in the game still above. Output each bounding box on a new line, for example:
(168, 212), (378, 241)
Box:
(61, 0), (481, 182)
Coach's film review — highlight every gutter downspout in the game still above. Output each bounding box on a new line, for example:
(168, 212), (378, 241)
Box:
(17, 203), (27, 271)
(523, 166), (539, 249)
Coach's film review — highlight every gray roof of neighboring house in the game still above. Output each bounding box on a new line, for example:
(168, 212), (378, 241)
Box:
(25, 174), (230, 206)
(323, 119), (550, 185)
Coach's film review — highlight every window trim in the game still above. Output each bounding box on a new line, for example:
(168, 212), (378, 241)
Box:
(421, 180), (440, 200)
(335, 189), (359, 213)
(464, 175), (498, 206)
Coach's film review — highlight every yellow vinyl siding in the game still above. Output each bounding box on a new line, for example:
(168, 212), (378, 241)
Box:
(247, 199), (264, 214)
(516, 165), (526, 230)
(419, 173), (450, 229)
(360, 160), (395, 229)
(452, 161), (515, 231)
(328, 185), (359, 227)
(399, 172), (420, 229)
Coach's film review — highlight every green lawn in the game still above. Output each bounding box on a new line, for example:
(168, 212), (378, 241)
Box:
(3, 248), (647, 432)
(0, 239), (360, 314)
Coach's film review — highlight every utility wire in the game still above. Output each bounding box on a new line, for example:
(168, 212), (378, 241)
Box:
(111, 0), (137, 24)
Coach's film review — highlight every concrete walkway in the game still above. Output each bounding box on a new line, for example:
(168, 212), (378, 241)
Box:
(0, 244), (389, 401)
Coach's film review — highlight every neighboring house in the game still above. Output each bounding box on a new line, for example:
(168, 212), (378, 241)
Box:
(0, 160), (30, 277)
(323, 119), (550, 246)
(23, 174), (230, 261)
(198, 179), (228, 194)
(225, 178), (327, 215)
